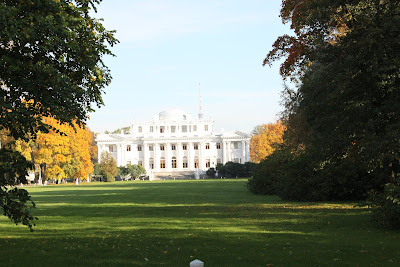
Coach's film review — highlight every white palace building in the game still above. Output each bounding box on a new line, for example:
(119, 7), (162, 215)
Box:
(96, 108), (250, 179)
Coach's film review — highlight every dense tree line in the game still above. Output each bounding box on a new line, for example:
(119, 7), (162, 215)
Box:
(207, 162), (256, 178)
(248, 0), (400, 228)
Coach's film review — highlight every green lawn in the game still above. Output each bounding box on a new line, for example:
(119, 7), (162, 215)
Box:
(0, 179), (399, 266)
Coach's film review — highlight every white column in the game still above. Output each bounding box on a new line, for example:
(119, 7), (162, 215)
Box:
(122, 144), (126, 166)
(154, 143), (158, 171)
(116, 144), (120, 166)
(166, 143), (170, 170)
(199, 142), (204, 171)
(177, 142), (182, 170)
(220, 141), (224, 164)
(98, 144), (104, 163)
(246, 141), (250, 162)
(188, 142), (192, 170)
(241, 141), (246, 163)
(222, 141), (227, 164)
(142, 142), (147, 173)
(120, 144), (124, 166)
(122, 144), (125, 166)
(226, 141), (231, 163)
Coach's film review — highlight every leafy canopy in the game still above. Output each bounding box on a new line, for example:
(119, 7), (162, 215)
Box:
(0, 0), (118, 230)
(99, 151), (117, 182)
(0, 0), (118, 139)
(253, 0), (400, 203)
(250, 121), (285, 163)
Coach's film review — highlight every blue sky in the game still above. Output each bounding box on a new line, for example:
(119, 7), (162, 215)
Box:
(87, 0), (293, 134)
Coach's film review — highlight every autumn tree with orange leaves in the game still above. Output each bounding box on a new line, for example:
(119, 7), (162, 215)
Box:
(33, 117), (94, 181)
(250, 121), (285, 163)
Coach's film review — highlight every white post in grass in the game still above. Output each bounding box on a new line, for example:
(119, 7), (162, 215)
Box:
(190, 259), (204, 267)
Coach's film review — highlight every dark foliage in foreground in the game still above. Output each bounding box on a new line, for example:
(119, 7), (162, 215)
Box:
(207, 162), (256, 178)
(369, 183), (400, 229)
(250, 1), (400, 229)
(0, 0), (117, 230)
(0, 148), (36, 231)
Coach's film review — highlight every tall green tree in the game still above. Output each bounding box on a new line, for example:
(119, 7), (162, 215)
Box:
(99, 151), (117, 182)
(0, 0), (118, 230)
(253, 0), (400, 201)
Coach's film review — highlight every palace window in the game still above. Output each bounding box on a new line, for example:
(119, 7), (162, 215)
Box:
(127, 161), (131, 165)
(194, 156), (199, 168)
(217, 158), (222, 165)
(149, 145), (153, 151)
(150, 126), (154, 132)
(206, 159), (210, 168)
(182, 125), (187, 132)
(171, 144), (176, 150)
(127, 145), (131, 151)
(160, 126), (165, 133)
(182, 143), (187, 150)
(193, 125), (197, 132)
(160, 144), (165, 151)
(171, 126), (176, 133)
(160, 157), (166, 169)
(204, 125), (208, 131)
(138, 126), (142, 133)
(234, 142), (239, 149)
(183, 157), (188, 168)
(109, 145), (114, 152)
(234, 158), (241, 163)
(194, 143), (198, 150)
(172, 157), (177, 168)
(216, 143), (221, 149)
(149, 158), (154, 169)
(137, 145), (142, 151)
(205, 143), (210, 149)
(138, 161), (143, 166)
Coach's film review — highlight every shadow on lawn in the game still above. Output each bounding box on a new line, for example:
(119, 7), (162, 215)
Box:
(28, 203), (369, 237)
(0, 228), (320, 266)
(28, 181), (280, 206)
(2, 181), (398, 266)
(1, 212), (397, 266)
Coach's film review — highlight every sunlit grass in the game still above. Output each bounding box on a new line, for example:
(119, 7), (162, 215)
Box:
(0, 179), (399, 266)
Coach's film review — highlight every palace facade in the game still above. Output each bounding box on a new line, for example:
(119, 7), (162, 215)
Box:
(96, 109), (250, 179)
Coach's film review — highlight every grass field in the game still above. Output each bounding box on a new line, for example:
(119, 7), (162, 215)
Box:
(0, 179), (399, 266)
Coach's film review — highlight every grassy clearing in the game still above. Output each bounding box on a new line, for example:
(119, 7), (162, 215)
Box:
(0, 179), (399, 266)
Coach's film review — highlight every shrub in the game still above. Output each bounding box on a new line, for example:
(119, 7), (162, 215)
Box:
(103, 172), (115, 182)
(216, 162), (254, 178)
(206, 168), (216, 178)
(247, 149), (289, 195)
(93, 163), (100, 175)
(248, 145), (387, 202)
(369, 184), (400, 229)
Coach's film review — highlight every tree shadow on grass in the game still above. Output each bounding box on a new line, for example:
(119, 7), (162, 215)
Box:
(1, 218), (399, 267)
(2, 181), (397, 266)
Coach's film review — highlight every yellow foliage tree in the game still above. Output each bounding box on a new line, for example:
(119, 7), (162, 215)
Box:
(250, 121), (286, 163)
(33, 117), (94, 180)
